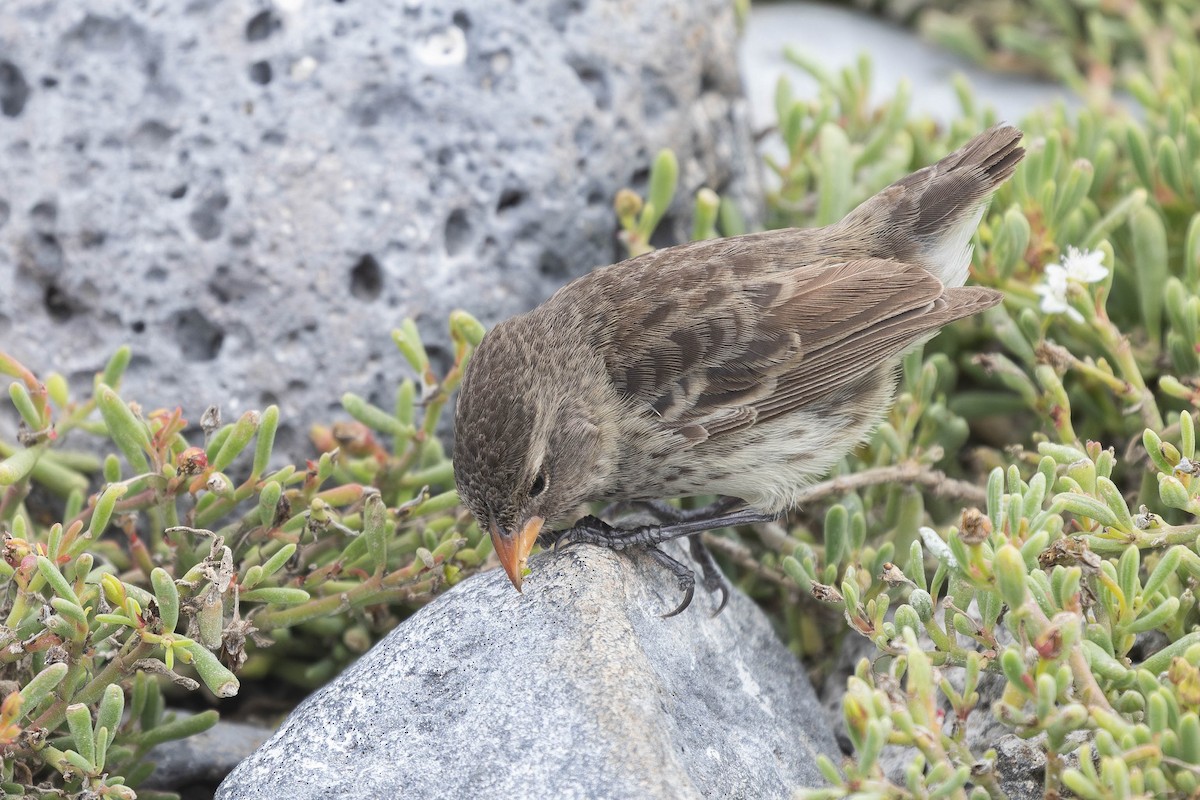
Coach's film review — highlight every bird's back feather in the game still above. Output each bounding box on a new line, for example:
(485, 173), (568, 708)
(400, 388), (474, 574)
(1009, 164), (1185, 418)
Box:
(553, 256), (1001, 441)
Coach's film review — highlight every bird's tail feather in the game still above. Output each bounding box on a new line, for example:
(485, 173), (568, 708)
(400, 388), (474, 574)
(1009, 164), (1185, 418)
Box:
(837, 125), (1026, 288)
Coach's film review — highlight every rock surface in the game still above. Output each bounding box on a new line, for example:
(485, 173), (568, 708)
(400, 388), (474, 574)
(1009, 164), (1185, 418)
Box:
(216, 543), (839, 800)
(740, 1), (1078, 131)
(0, 0), (760, 457)
(143, 715), (274, 798)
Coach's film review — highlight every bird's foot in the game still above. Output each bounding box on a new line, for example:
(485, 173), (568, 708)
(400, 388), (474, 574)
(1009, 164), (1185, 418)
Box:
(550, 506), (776, 617)
(554, 515), (659, 552)
(646, 546), (695, 618)
(688, 533), (729, 616)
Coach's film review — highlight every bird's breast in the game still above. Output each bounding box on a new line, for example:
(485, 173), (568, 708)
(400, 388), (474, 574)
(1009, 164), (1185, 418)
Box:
(600, 363), (899, 513)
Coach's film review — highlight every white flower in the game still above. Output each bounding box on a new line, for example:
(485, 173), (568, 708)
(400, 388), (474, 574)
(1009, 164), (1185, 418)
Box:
(1059, 246), (1109, 283)
(1034, 246), (1108, 322)
(1035, 265), (1076, 321)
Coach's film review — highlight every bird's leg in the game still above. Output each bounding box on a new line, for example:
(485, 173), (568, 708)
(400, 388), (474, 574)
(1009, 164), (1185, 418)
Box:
(681, 499), (744, 615)
(688, 534), (729, 616)
(599, 499), (684, 523)
(558, 507), (777, 551)
(677, 496), (744, 523)
(600, 497), (741, 526)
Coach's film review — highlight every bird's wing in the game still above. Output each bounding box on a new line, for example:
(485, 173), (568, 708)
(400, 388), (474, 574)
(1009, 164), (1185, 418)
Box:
(587, 254), (998, 439)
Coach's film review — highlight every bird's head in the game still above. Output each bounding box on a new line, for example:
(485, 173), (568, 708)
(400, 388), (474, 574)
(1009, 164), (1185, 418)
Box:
(453, 316), (612, 590)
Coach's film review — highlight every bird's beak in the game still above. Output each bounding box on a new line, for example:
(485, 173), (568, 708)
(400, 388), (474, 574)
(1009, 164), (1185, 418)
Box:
(490, 515), (544, 591)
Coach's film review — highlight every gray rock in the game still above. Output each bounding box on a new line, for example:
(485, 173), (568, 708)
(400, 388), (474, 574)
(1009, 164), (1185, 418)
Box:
(991, 736), (1047, 800)
(993, 730), (1092, 800)
(143, 714), (274, 793)
(216, 544), (839, 800)
(740, 1), (1078, 134)
(0, 0), (760, 458)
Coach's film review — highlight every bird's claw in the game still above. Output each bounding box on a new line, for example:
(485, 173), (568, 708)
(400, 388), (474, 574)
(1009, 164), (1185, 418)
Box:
(689, 533), (731, 617)
(646, 546), (696, 618)
(711, 585), (729, 616)
(694, 567), (730, 617)
(542, 502), (753, 618)
(660, 581), (696, 619)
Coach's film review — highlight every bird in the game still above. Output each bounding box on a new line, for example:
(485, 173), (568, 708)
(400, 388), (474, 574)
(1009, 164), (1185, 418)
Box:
(453, 124), (1024, 616)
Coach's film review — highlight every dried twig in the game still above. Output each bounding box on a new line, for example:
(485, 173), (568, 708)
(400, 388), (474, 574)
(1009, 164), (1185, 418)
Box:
(701, 533), (800, 594)
(789, 462), (987, 507)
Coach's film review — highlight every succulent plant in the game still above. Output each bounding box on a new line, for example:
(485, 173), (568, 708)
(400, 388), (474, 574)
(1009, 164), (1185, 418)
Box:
(742, 8), (1200, 796)
(6, 1), (1200, 796)
(0, 311), (486, 797)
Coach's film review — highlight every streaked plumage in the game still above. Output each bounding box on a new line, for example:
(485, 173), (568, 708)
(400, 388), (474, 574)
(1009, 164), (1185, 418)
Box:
(453, 125), (1024, 596)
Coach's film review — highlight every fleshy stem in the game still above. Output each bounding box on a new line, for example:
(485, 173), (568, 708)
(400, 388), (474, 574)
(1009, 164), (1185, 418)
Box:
(32, 641), (156, 734)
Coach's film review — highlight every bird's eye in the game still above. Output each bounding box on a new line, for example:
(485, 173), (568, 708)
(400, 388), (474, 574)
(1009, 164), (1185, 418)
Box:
(529, 469), (547, 498)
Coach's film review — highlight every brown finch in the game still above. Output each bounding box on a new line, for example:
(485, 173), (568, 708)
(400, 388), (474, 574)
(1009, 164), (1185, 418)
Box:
(453, 125), (1024, 615)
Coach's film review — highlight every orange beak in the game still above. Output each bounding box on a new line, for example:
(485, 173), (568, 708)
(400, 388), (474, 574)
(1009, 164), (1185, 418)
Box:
(489, 516), (544, 591)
